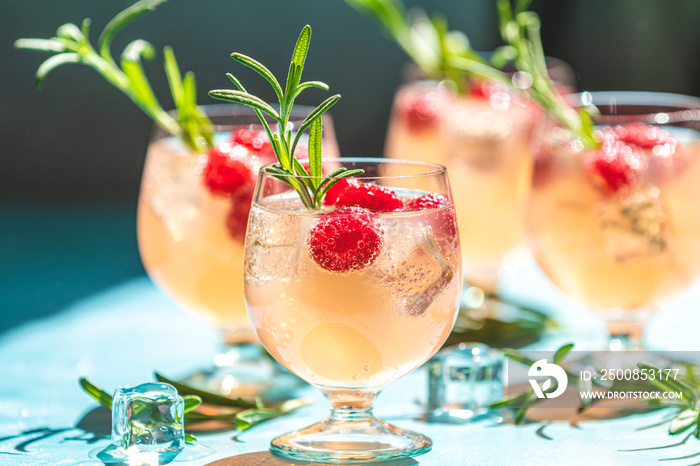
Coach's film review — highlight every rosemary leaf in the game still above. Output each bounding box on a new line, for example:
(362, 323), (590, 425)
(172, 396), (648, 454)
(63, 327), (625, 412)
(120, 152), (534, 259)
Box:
(183, 395), (202, 413)
(208, 89), (280, 121)
(231, 53), (284, 104)
(670, 409), (698, 435)
(308, 117), (323, 187)
(79, 377), (113, 410)
(503, 348), (537, 367)
(284, 25), (311, 110)
(163, 46), (183, 107)
(154, 373), (256, 409)
(14, 38), (68, 54)
(290, 94), (341, 157)
(98, 0), (169, 62)
(553, 343), (574, 365)
(35, 53), (81, 87)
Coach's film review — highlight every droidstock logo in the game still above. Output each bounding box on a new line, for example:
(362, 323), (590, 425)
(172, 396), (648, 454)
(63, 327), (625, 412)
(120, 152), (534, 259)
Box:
(528, 359), (568, 399)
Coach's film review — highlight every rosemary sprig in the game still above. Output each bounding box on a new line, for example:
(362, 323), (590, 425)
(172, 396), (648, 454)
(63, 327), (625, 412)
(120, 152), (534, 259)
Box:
(494, 343), (700, 430)
(637, 362), (700, 437)
(14, 0), (213, 153)
(344, 0), (505, 92)
(79, 376), (309, 443)
(490, 343), (576, 424)
(444, 294), (558, 349)
(488, 0), (599, 149)
(209, 25), (363, 210)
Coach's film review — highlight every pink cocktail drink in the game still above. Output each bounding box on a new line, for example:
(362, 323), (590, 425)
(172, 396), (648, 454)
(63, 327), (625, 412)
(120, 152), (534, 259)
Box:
(530, 92), (700, 344)
(246, 192), (460, 390)
(137, 105), (339, 394)
(385, 80), (538, 291)
(244, 158), (462, 461)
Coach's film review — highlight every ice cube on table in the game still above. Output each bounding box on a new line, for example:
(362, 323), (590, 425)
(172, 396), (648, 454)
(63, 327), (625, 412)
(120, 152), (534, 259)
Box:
(427, 343), (504, 423)
(111, 382), (185, 459)
(379, 232), (455, 317)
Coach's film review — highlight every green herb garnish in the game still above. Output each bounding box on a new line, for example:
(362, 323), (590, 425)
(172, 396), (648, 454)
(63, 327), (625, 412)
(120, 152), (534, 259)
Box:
(444, 292), (558, 349)
(14, 0), (213, 153)
(79, 376), (309, 443)
(487, 0), (599, 148)
(209, 25), (362, 210)
(635, 362), (700, 436)
(490, 343), (576, 424)
(344, 0), (506, 93)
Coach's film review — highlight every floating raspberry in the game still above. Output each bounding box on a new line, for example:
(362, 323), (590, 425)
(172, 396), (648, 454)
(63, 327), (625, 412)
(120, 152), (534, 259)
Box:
(225, 188), (254, 243)
(405, 192), (449, 211)
(584, 140), (641, 196)
(335, 183), (404, 212)
(396, 86), (444, 131)
(405, 193), (457, 240)
(307, 207), (383, 273)
(612, 123), (677, 150)
(232, 128), (274, 155)
(202, 146), (253, 196)
(468, 80), (490, 99)
(322, 178), (360, 206)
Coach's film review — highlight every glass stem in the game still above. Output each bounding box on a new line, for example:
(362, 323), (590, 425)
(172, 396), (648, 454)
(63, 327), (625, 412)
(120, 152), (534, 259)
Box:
(322, 388), (378, 420)
(330, 406), (375, 423)
(606, 320), (644, 351)
(214, 342), (262, 367)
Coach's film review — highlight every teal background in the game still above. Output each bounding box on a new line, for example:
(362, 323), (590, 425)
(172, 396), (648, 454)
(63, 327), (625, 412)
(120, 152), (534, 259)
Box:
(1, 0), (700, 334)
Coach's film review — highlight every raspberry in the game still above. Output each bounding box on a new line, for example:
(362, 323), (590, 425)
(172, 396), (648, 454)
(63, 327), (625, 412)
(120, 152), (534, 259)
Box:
(335, 183), (404, 212)
(396, 86), (445, 131)
(584, 140), (641, 196)
(467, 79), (501, 99)
(225, 188), (254, 243)
(307, 207), (383, 273)
(405, 193), (457, 240)
(202, 146), (253, 196)
(232, 128), (274, 155)
(405, 192), (449, 211)
(612, 123), (677, 150)
(468, 80), (490, 99)
(322, 178), (360, 206)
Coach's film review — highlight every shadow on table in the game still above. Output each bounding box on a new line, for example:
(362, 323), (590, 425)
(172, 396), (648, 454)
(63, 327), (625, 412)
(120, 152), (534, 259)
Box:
(0, 406), (110, 456)
(205, 450), (419, 465)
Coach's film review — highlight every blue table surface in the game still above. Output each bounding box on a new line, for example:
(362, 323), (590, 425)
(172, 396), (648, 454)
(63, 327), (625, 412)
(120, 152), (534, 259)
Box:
(2, 254), (700, 466)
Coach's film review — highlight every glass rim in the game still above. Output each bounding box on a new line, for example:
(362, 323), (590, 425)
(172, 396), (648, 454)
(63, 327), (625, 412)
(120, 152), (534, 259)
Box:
(563, 91), (700, 125)
(564, 91), (700, 108)
(258, 157), (448, 180)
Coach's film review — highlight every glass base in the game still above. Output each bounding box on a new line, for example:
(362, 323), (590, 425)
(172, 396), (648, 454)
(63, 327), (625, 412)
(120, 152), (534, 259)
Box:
(183, 343), (304, 401)
(270, 416), (431, 463)
(604, 314), (650, 351)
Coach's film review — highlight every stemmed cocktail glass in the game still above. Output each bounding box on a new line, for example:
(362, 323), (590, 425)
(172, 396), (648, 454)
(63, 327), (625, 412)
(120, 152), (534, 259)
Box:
(137, 104), (339, 395)
(244, 158), (462, 462)
(384, 58), (575, 297)
(529, 91), (700, 350)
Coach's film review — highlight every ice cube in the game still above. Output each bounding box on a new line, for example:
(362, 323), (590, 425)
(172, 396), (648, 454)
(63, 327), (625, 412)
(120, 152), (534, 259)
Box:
(442, 100), (517, 171)
(145, 138), (213, 239)
(597, 187), (668, 262)
(379, 232), (455, 317)
(427, 343), (505, 423)
(111, 382), (185, 460)
(245, 197), (310, 286)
